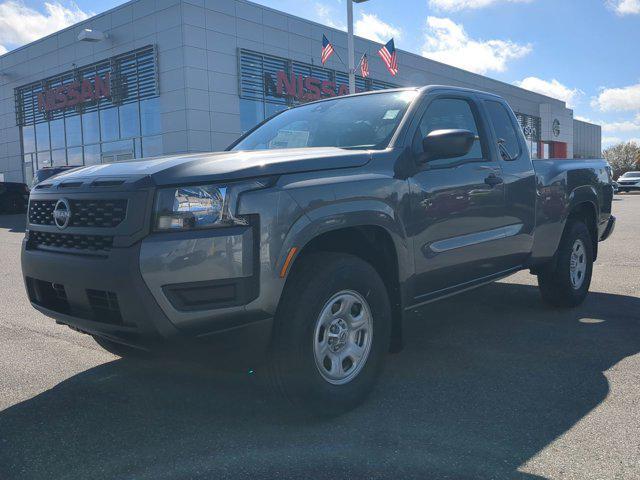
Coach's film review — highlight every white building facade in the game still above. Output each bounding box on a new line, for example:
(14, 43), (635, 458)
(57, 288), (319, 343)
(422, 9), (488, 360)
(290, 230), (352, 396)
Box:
(0, 0), (602, 183)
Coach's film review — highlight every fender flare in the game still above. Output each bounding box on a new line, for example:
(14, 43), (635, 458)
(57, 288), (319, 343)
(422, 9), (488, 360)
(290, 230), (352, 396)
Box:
(276, 199), (412, 284)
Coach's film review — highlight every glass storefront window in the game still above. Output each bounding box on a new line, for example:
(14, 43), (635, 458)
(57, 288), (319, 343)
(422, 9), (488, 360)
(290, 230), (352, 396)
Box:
(240, 99), (264, 133)
(142, 135), (163, 158)
(37, 151), (51, 169)
(35, 122), (50, 151)
(65, 115), (82, 147)
(22, 126), (36, 153)
(102, 139), (134, 153)
(51, 149), (66, 167)
(24, 162), (34, 187)
(265, 102), (287, 119)
(119, 102), (140, 139)
(140, 98), (161, 136)
(67, 147), (83, 166)
(84, 144), (101, 166)
(50, 119), (65, 149)
(82, 111), (100, 145)
(100, 107), (119, 142)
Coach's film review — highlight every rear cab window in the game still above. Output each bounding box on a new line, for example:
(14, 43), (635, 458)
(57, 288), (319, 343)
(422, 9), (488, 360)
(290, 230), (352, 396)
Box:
(484, 100), (521, 161)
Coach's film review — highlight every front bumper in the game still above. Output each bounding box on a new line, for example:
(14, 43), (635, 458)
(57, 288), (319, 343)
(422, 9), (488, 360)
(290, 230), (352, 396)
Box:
(21, 229), (273, 353)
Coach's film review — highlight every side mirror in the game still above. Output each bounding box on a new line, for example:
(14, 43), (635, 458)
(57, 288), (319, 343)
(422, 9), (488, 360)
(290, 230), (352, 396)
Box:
(421, 129), (476, 163)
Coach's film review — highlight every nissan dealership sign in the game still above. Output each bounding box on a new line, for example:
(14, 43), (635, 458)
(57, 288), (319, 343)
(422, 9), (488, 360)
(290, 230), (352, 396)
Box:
(264, 70), (363, 102)
(36, 73), (111, 113)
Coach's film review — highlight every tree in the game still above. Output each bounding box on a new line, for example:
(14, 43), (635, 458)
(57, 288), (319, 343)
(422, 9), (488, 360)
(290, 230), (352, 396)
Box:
(603, 141), (640, 179)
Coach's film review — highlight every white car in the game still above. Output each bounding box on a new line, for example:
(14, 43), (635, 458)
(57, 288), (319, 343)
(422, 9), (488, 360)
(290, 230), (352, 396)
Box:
(617, 171), (640, 192)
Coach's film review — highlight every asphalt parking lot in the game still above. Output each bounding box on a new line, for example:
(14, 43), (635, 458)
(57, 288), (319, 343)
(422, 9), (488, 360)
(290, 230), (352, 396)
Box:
(0, 194), (638, 480)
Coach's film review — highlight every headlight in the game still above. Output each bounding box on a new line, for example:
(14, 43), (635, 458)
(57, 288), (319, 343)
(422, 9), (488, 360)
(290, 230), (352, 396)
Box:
(153, 179), (272, 231)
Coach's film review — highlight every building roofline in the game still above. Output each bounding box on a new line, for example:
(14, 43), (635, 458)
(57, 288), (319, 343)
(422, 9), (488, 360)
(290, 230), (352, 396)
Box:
(1, 0), (570, 110)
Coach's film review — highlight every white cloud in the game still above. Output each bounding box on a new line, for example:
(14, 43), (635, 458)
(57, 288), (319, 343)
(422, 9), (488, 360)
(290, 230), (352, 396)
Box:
(0, 44), (7, 55)
(421, 16), (531, 74)
(575, 115), (594, 123)
(355, 13), (402, 43)
(602, 136), (623, 146)
(429, 0), (532, 11)
(314, 3), (345, 30)
(0, 1), (90, 54)
(514, 77), (583, 107)
(601, 119), (640, 132)
(608, 0), (640, 15)
(592, 83), (640, 112)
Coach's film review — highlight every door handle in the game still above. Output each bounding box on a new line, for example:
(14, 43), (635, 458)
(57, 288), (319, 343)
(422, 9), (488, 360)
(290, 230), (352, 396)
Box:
(484, 174), (504, 187)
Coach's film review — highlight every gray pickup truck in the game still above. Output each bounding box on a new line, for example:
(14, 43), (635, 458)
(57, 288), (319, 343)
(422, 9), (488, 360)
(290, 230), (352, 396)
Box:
(22, 86), (615, 414)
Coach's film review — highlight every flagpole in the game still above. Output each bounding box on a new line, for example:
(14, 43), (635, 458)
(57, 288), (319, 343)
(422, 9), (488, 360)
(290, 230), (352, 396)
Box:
(347, 0), (355, 94)
(348, 1), (370, 94)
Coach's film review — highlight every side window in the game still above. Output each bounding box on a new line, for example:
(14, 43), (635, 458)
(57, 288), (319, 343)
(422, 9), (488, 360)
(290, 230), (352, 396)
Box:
(415, 98), (485, 165)
(485, 101), (521, 161)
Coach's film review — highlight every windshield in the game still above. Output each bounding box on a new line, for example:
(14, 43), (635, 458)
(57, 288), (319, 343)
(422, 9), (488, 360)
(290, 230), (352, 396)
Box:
(232, 90), (418, 152)
(622, 171), (640, 177)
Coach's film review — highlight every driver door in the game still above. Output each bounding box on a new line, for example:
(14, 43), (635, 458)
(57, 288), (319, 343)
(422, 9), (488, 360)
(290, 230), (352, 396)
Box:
(406, 94), (507, 301)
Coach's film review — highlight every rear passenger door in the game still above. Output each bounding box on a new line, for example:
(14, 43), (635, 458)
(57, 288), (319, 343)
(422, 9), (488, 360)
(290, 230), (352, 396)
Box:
(406, 93), (508, 300)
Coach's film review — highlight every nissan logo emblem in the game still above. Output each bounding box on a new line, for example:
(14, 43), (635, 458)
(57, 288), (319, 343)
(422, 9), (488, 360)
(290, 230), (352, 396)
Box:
(53, 198), (72, 229)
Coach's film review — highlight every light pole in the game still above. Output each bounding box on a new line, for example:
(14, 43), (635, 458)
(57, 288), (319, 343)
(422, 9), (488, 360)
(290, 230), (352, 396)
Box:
(348, 0), (370, 94)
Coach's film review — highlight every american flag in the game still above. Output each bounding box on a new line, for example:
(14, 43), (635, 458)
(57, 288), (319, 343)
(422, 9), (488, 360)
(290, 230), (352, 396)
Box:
(378, 38), (398, 76)
(359, 53), (369, 78)
(321, 34), (334, 65)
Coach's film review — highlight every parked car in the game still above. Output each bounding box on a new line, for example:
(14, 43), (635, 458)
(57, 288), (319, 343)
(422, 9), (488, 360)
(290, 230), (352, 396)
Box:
(0, 182), (29, 213)
(33, 166), (79, 186)
(616, 171), (640, 192)
(21, 87), (615, 415)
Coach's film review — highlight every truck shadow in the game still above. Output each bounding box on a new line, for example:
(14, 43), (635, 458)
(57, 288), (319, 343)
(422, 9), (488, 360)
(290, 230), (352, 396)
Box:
(0, 214), (26, 233)
(0, 282), (638, 479)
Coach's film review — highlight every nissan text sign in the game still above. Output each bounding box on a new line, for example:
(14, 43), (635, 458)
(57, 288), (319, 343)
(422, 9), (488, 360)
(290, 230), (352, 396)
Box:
(264, 70), (362, 102)
(37, 73), (111, 113)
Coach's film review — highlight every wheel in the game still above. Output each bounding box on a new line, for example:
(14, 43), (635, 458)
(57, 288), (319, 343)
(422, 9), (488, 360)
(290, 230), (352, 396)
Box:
(268, 252), (392, 416)
(93, 336), (149, 358)
(538, 219), (593, 308)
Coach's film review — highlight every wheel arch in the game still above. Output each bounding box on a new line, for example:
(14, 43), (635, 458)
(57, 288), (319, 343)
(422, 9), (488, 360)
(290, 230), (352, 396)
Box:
(277, 207), (411, 352)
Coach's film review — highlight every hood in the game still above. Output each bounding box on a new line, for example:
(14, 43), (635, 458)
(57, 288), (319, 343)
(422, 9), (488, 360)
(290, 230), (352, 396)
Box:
(48, 147), (372, 187)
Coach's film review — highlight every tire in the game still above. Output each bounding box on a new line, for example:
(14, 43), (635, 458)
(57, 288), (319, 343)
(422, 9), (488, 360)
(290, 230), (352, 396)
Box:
(538, 219), (593, 308)
(268, 252), (392, 416)
(93, 336), (150, 358)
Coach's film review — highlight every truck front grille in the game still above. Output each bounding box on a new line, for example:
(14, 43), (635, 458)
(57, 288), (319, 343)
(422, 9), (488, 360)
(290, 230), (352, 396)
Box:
(29, 199), (127, 228)
(28, 230), (114, 253)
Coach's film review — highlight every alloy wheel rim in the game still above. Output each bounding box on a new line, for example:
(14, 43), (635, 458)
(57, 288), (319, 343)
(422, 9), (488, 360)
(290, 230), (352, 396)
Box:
(569, 239), (587, 290)
(312, 290), (373, 385)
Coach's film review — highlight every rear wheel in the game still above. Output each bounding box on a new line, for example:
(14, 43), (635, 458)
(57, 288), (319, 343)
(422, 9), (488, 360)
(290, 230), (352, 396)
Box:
(538, 219), (593, 308)
(268, 252), (391, 416)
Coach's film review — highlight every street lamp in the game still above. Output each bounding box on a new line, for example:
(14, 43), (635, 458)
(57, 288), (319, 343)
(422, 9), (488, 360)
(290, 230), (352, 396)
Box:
(347, 0), (370, 94)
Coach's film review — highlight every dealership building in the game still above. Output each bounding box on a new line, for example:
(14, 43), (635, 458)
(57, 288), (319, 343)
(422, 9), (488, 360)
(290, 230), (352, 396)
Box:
(0, 0), (602, 184)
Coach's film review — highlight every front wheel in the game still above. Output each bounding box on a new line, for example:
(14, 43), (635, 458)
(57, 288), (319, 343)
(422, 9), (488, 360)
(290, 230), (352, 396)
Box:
(538, 219), (593, 308)
(268, 252), (391, 416)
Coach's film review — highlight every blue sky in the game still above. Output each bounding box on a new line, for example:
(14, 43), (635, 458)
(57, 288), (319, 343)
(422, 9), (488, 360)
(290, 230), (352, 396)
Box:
(1, 0), (639, 146)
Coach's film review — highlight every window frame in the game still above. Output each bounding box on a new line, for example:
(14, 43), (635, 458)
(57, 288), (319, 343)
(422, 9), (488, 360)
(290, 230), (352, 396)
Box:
(410, 93), (491, 169)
